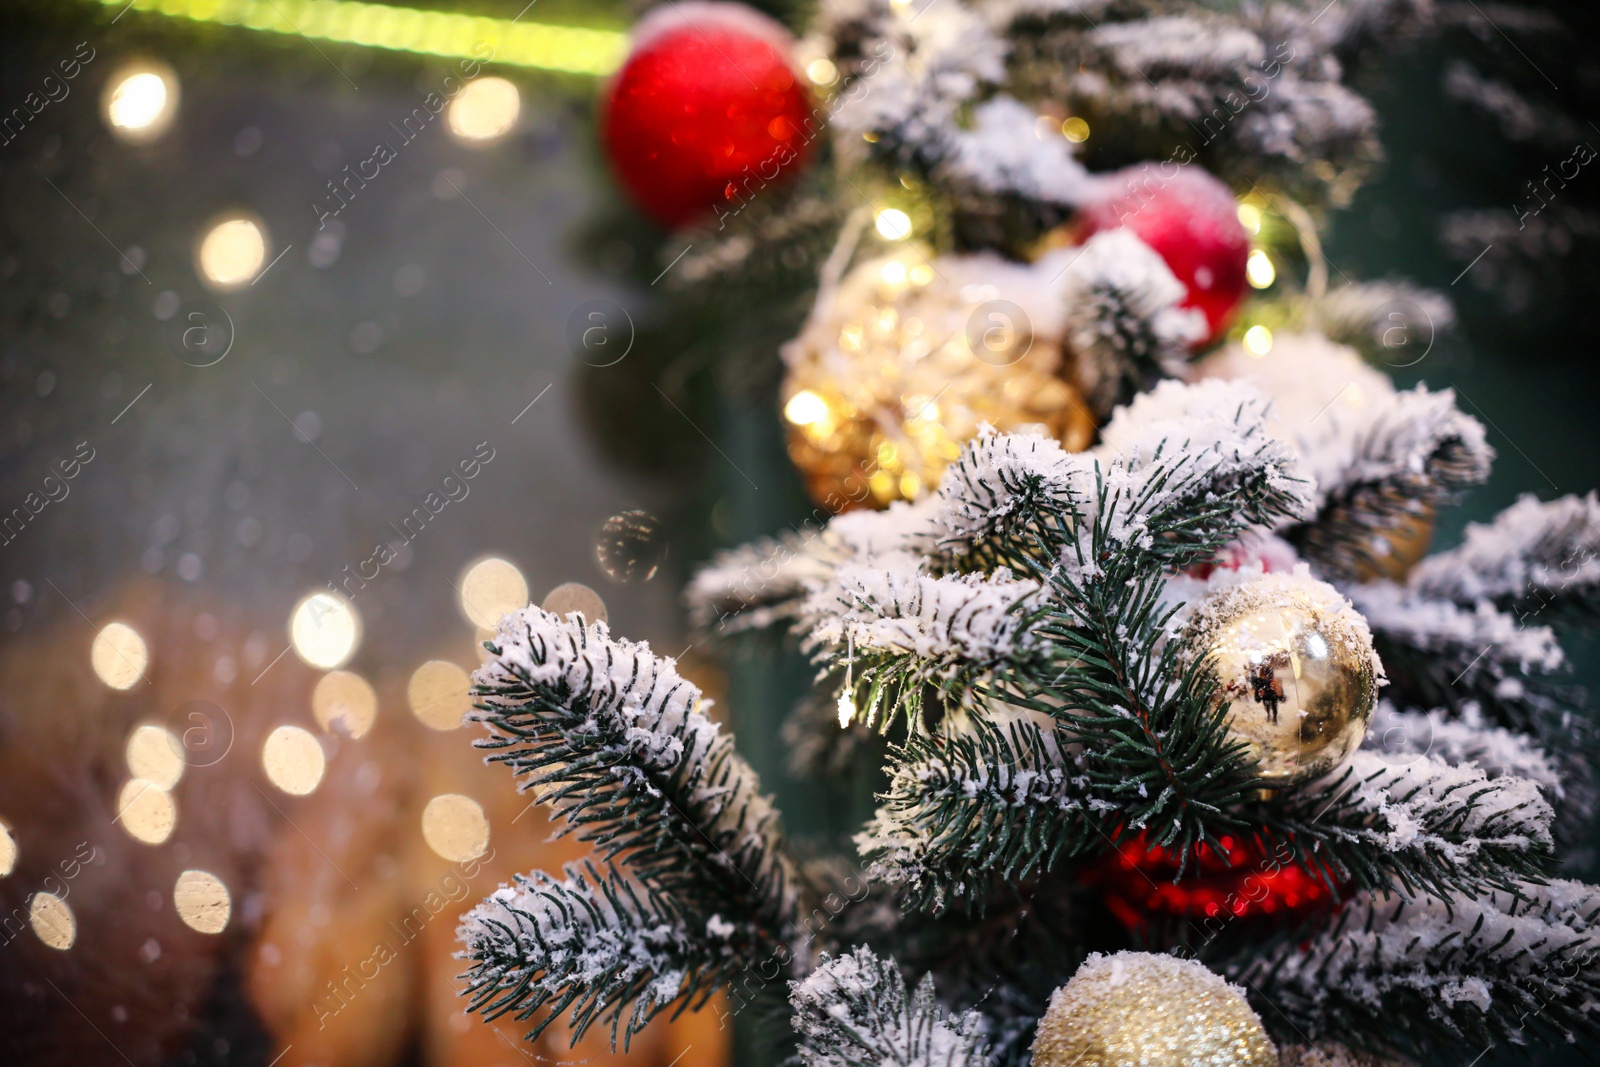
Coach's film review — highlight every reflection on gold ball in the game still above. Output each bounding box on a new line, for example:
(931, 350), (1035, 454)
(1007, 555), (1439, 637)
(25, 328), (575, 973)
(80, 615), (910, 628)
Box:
(1184, 574), (1380, 787)
(781, 249), (1096, 510)
(1032, 951), (1277, 1067)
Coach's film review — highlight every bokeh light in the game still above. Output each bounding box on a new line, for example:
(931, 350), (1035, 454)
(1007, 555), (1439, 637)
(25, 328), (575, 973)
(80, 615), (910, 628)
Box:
(125, 723), (185, 789)
(173, 869), (231, 934)
(407, 660), (471, 731)
(197, 215), (268, 289)
(1236, 202), (1263, 235)
(117, 779), (177, 845)
(421, 793), (489, 862)
(103, 60), (179, 142)
(458, 557), (528, 628)
(1243, 324), (1274, 357)
(29, 892), (75, 950)
(0, 821), (15, 877)
(447, 76), (521, 142)
(261, 725), (326, 796)
(875, 208), (912, 241)
(289, 591), (361, 669)
(541, 582), (607, 625)
(311, 670), (378, 739)
(92, 621), (148, 690)
(806, 58), (838, 86)
(1061, 117), (1090, 143)
(1246, 249), (1276, 289)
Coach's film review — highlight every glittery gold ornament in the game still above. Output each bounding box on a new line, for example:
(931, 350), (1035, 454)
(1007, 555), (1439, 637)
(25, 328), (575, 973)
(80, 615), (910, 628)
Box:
(781, 248), (1096, 510)
(1031, 951), (1277, 1067)
(1182, 573), (1381, 787)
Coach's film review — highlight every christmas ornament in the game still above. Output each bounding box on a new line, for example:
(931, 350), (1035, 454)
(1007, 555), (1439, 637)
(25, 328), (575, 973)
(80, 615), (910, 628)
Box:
(1346, 500), (1435, 582)
(1181, 573), (1381, 787)
(1076, 167), (1251, 347)
(600, 2), (813, 228)
(781, 249), (1097, 510)
(1031, 951), (1277, 1067)
(594, 509), (668, 583)
(1087, 832), (1337, 933)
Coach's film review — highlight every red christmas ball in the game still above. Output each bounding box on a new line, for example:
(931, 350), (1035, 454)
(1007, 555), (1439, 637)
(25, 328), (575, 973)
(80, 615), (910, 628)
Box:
(1077, 167), (1251, 347)
(601, 2), (814, 228)
(1086, 832), (1340, 934)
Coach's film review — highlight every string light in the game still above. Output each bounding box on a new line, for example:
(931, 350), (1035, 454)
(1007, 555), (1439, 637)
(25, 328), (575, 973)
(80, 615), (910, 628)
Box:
(1246, 249), (1276, 289)
(262, 725), (326, 795)
(29, 892), (75, 950)
(1236, 202), (1263, 235)
(93, 0), (627, 77)
(447, 76), (520, 143)
(311, 670), (377, 739)
(874, 208), (913, 241)
(421, 793), (489, 862)
(1243, 324), (1274, 357)
(92, 621), (148, 689)
(1061, 117), (1090, 143)
(806, 58), (838, 86)
(407, 659), (471, 731)
(173, 870), (231, 934)
(117, 779), (177, 845)
(126, 724), (185, 789)
(103, 60), (179, 142)
(289, 591), (361, 669)
(197, 216), (268, 289)
(458, 557), (528, 628)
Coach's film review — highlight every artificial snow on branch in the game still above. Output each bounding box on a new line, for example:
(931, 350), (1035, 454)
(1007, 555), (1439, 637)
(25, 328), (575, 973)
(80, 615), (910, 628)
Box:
(1272, 750), (1554, 900)
(1055, 230), (1207, 415)
(1239, 880), (1600, 1056)
(1411, 491), (1600, 625)
(471, 607), (798, 944)
(1362, 702), (1564, 797)
(791, 945), (993, 1067)
(856, 712), (1092, 912)
(459, 862), (754, 1047)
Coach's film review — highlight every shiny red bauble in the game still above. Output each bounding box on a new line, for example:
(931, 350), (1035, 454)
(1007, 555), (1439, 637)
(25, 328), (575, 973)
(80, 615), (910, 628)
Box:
(600, 2), (814, 228)
(1077, 166), (1251, 347)
(1087, 832), (1338, 934)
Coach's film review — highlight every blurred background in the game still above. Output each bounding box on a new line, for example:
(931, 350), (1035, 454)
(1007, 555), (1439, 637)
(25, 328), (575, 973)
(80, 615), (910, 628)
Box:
(0, 1), (1594, 1065)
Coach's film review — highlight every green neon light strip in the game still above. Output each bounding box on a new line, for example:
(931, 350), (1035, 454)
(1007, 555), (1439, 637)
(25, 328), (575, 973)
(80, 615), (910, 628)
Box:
(93, 0), (627, 76)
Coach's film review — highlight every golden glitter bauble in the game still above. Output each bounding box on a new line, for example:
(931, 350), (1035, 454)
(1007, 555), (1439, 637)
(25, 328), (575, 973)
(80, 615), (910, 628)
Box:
(1345, 501), (1435, 583)
(1182, 573), (1380, 787)
(1031, 951), (1277, 1067)
(781, 248), (1096, 511)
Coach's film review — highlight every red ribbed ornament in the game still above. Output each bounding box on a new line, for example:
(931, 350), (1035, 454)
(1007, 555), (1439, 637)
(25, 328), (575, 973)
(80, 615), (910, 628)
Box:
(1088, 833), (1338, 933)
(601, 2), (814, 228)
(1077, 166), (1251, 347)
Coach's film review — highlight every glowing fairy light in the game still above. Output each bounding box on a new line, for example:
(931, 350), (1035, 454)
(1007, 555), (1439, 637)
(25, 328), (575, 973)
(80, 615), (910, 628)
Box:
(458, 557), (528, 628)
(421, 793), (489, 862)
(311, 670), (377, 739)
(875, 208), (913, 241)
(173, 870), (231, 934)
(126, 724), (185, 789)
(407, 659), (471, 731)
(29, 892), (75, 950)
(1236, 202), (1263, 235)
(837, 690), (856, 729)
(116, 779), (177, 845)
(103, 61), (179, 142)
(1060, 117), (1090, 143)
(1246, 249), (1276, 289)
(289, 591), (361, 669)
(262, 725), (326, 795)
(197, 216), (268, 289)
(447, 76), (520, 143)
(1243, 325), (1274, 357)
(784, 390), (830, 427)
(91, 0), (627, 77)
(92, 622), (148, 690)
(806, 58), (838, 86)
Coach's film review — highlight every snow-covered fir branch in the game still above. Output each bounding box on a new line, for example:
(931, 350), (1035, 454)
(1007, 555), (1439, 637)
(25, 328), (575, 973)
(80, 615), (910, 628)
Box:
(856, 713), (1092, 912)
(1278, 750), (1554, 897)
(1411, 491), (1600, 623)
(472, 608), (797, 927)
(1239, 880), (1600, 1055)
(927, 428), (1088, 561)
(1054, 230), (1207, 415)
(792, 946), (993, 1067)
(939, 95), (1092, 207)
(459, 862), (752, 1047)
(1363, 702), (1563, 797)
(1312, 280), (1455, 362)
(1347, 582), (1564, 676)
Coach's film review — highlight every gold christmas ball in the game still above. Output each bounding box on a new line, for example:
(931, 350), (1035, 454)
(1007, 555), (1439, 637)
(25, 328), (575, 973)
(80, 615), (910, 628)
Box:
(781, 248), (1096, 511)
(1183, 573), (1381, 787)
(1031, 951), (1277, 1067)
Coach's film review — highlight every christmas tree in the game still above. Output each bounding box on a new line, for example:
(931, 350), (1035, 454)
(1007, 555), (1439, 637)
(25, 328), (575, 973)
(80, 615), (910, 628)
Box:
(456, 1), (1600, 1064)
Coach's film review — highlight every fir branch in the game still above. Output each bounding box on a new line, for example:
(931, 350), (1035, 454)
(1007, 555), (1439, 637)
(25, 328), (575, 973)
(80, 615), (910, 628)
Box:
(458, 862), (755, 1048)
(470, 608), (798, 972)
(1054, 229), (1207, 416)
(1292, 385), (1492, 581)
(1237, 881), (1600, 1060)
(1363, 702), (1564, 797)
(791, 946), (993, 1067)
(1311, 280), (1456, 364)
(1411, 491), (1600, 627)
(856, 714), (1097, 912)
(1263, 751), (1555, 901)
(1347, 581), (1579, 739)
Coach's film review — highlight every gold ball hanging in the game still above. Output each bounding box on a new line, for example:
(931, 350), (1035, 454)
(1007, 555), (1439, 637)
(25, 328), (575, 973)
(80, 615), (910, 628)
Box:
(1182, 573), (1381, 787)
(780, 248), (1096, 511)
(1031, 951), (1277, 1067)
